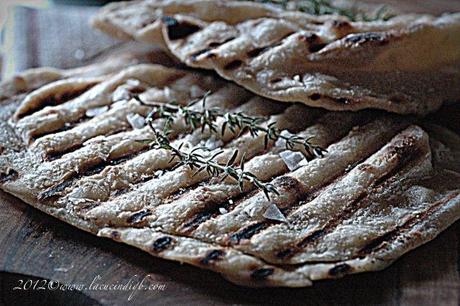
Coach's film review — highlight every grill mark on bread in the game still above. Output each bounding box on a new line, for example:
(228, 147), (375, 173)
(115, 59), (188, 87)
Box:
(328, 263), (352, 277)
(16, 84), (95, 120)
(4, 48), (459, 287)
(298, 33), (328, 53)
(272, 127), (428, 258)
(0, 169), (19, 184)
(224, 60), (243, 70)
(168, 110), (337, 236)
(358, 192), (460, 256)
(246, 31), (296, 60)
(37, 178), (74, 202)
(38, 146), (152, 201)
(34, 2), (459, 286)
(42, 124), (131, 161)
(247, 47), (269, 58)
(162, 16), (202, 40)
(127, 209), (152, 224)
(229, 222), (269, 245)
(251, 267), (274, 280)
(189, 116), (401, 246)
(14, 66), (196, 144)
(293, 141), (423, 251)
(222, 31), (297, 70)
(151, 236), (174, 253)
(45, 92), (258, 204)
(200, 249), (225, 265)
(178, 190), (253, 235)
(297, 192), (369, 248)
(30, 100), (152, 152)
(344, 32), (390, 46)
(279, 151), (375, 219)
(190, 37), (237, 61)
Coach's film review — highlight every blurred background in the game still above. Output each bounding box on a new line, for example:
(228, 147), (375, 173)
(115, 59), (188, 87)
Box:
(0, 0), (124, 80)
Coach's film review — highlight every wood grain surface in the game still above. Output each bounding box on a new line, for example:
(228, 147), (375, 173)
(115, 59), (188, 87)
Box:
(1, 2), (460, 305)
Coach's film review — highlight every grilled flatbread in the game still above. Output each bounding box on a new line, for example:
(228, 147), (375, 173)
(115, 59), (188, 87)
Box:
(92, 0), (460, 115)
(1, 54), (459, 287)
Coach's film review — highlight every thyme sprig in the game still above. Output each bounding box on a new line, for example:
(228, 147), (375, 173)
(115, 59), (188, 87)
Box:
(147, 124), (280, 200)
(135, 92), (326, 199)
(248, 0), (394, 21)
(136, 93), (326, 158)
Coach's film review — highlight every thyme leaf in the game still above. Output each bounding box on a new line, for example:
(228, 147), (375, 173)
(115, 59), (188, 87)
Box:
(139, 93), (326, 158)
(134, 93), (326, 200)
(148, 127), (279, 200)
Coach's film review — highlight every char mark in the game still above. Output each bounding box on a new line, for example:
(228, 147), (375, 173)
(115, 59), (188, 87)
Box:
(251, 268), (274, 280)
(208, 37), (236, 48)
(162, 16), (201, 40)
(0, 169), (18, 184)
(179, 210), (214, 234)
(39, 147), (151, 201)
(276, 247), (295, 259)
(308, 43), (327, 53)
(177, 191), (254, 234)
(190, 48), (211, 60)
(247, 47), (268, 58)
(200, 249), (225, 265)
(345, 32), (389, 45)
(126, 209), (152, 224)
(0, 168), (18, 184)
(333, 97), (352, 105)
(298, 33), (327, 53)
(328, 263), (351, 277)
(16, 85), (93, 120)
(45, 143), (84, 162)
(278, 136), (426, 257)
(151, 236), (173, 253)
(38, 179), (73, 201)
(358, 192), (459, 256)
(229, 222), (267, 244)
(224, 60), (243, 70)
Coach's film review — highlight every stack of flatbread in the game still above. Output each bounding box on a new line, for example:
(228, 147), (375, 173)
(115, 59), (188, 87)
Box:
(0, 0), (459, 287)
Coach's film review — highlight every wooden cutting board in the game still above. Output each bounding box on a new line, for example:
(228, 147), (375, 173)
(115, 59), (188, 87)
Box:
(1, 2), (459, 305)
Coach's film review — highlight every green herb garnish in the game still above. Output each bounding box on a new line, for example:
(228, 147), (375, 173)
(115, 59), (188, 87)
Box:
(134, 93), (325, 200)
(247, 0), (394, 21)
(135, 93), (326, 158)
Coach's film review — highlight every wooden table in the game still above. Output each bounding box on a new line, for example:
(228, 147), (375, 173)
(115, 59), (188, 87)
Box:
(1, 2), (459, 305)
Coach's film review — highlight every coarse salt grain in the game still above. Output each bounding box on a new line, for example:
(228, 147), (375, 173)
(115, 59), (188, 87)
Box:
(85, 105), (109, 117)
(127, 113), (146, 129)
(275, 130), (294, 148)
(279, 150), (306, 171)
(263, 204), (288, 223)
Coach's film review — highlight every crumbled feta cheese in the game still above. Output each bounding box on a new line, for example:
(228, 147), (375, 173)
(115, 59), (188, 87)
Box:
(219, 207), (228, 215)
